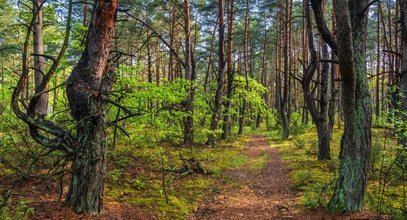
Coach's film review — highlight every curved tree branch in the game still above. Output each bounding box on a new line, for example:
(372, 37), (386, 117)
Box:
(310, 0), (338, 54)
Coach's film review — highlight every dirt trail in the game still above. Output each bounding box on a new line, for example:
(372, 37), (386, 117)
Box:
(192, 135), (298, 220)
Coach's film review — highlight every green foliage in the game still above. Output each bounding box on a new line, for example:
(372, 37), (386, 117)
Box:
(267, 121), (407, 218)
(106, 134), (250, 219)
(0, 192), (35, 220)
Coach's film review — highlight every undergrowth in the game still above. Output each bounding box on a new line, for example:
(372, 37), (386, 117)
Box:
(104, 133), (265, 219)
(263, 122), (407, 219)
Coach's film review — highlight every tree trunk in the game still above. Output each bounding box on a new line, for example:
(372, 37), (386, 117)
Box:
(398, 0), (407, 157)
(302, 1), (331, 160)
(65, 0), (117, 214)
(280, 0), (292, 139)
(168, 3), (176, 82)
(327, 0), (372, 212)
(208, 0), (225, 145)
(376, 3), (381, 118)
(183, 0), (194, 145)
(221, 0), (234, 140)
(204, 17), (218, 93)
(238, 0), (250, 135)
(33, 0), (48, 117)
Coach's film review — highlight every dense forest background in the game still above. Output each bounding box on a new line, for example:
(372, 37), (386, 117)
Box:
(0, 0), (407, 219)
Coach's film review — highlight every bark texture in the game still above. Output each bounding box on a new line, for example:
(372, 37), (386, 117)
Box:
(238, 0), (250, 135)
(208, 0), (225, 145)
(221, 0), (234, 140)
(327, 0), (372, 213)
(65, 0), (117, 214)
(33, 0), (48, 116)
(302, 1), (331, 160)
(398, 0), (407, 156)
(183, 0), (195, 145)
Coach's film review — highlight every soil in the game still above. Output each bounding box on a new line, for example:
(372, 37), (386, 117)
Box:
(191, 135), (298, 220)
(191, 135), (390, 220)
(10, 178), (157, 220)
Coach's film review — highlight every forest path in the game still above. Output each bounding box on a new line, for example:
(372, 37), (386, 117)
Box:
(192, 134), (298, 220)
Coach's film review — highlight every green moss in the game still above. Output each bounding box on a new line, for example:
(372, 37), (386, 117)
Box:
(105, 134), (251, 219)
(264, 124), (407, 218)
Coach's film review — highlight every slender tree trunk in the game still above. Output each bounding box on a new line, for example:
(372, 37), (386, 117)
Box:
(221, 0), (234, 140)
(327, 0), (372, 212)
(183, 0), (194, 145)
(204, 17), (218, 93)
(208, 0), (225, 145)
(376, 3), (381, 118)
(155, 39), (160, 85)
(83, 0), (88, 26)
(328, 8), (337, 133)
(33, 0), (48, 117)
(238, 0), (250, 135)
(65, 0), (117, 214)
(302, 2), (331, 160)
(168, 3), (176, 82)
(280, 0), (291, 139)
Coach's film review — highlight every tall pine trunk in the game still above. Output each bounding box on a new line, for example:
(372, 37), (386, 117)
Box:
(183, 0), (195, 145)
(221, 0), (234, 140)
(208, 0), (225, 145)
(302, 2), (331, 160)
(398, 0), (407, 158)
(238, 0), (250, 135)
(33, 0), (48, 117)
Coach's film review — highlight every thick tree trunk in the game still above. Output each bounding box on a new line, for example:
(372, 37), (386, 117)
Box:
(65, 0), (117, 214)
(398, 0), (407, 156)
(33, 0), (48, 117)
(327, 0), (372, 213)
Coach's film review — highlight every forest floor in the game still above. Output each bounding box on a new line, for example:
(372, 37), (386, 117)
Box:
(191, 134), (298, 219)
(191, 134), (389, 220)
(1, 133), (392, 219)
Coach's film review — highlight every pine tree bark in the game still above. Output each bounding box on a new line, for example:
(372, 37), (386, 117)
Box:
(327, 0), (372, 212)
(168, 3), (177, 82)
(208, 0), (225, 145)
(221, 0), (234, 140)
(376, 3), (381, 117)
(65, 0), (117, 214)
(183, 0), (195, 145)
(33, 0), (48, 117)
(302, 1), (331, 160)
(280, 0), (292, 139)
(238, 0), (250, 135)
(398, 0), (407, 155)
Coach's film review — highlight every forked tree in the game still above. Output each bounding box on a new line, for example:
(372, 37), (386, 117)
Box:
(328, 0), (372, 212)
(310, 0), (372, 212)
(12, 0), (118, 214)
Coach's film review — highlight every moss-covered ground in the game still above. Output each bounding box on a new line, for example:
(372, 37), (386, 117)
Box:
(105, 128), (269, 219)
(261, 124), (407, 219)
